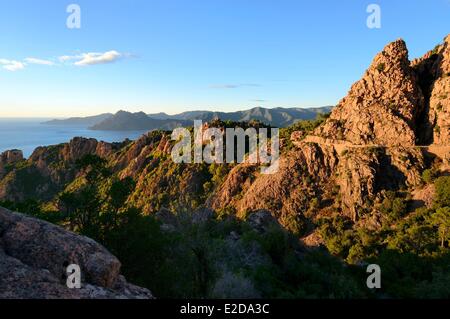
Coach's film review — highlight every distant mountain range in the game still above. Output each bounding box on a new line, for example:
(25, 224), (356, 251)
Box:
(89, 111), (191, 131)
(44, 113), (114, 126)
(43, 106), (333, 131)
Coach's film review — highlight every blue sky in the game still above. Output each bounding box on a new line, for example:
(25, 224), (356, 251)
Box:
(0, 0), (449, 117)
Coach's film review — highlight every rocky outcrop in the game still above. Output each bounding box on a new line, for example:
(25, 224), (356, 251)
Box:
(0, 207), (153, 299)
(315, 39), (424, 146)
(0, 150), (23, 179)
(116, 132), (172, 179)
(246, 210), (282, 234)
(334, 146), (426, 220)
(336, 148), (380, 221)
(312, 36), (448, 219)
(30, 137), (116, 165)
(209, 36), (449, 224)
(412, 34), (450, 145)
(0, 137), (118, 202)
(209, 144), (339, 227)
(0, 150), (23, 165)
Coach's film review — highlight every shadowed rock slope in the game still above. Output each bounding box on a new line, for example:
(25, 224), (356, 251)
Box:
(0, 207), (153, 299)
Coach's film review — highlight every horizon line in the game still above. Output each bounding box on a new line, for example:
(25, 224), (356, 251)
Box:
(0, 105), (335, 119)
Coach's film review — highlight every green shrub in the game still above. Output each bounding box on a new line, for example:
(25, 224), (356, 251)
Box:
(434, 176), (450, 208)
(391, 197), (407, 220)
(422, 168), (437, 184)
(281, 214), (306, 237)
(346, 243), (365, 264)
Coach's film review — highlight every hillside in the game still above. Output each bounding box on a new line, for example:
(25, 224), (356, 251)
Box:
(1, 35), (449, 299)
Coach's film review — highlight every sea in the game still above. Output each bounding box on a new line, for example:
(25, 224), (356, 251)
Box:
(0, 118), (149, 158)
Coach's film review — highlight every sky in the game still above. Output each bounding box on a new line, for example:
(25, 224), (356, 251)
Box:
(0, 0), (449, 117)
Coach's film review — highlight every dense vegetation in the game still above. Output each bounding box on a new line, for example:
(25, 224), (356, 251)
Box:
(0, 147), (366, 298)
(318, 175), (450, 298)
(1, 115), (449, 299)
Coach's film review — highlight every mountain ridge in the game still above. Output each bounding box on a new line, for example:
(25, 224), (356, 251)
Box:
(44, 113), (113, 126)
(43, 106), (333, 130)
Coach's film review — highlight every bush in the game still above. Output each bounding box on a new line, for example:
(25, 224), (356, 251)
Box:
(319, 216), (356, 258)
(379, 191), (407, 221)
(434, 176), (450, 208)
(346, 243), (365, 264)
(211, 271), (261, 299)
(391, 197), (407, 220)
(422, 168), (437, 184)
(280, 213), (306, 237)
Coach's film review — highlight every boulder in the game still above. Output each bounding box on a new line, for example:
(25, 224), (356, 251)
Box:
(0, 207), (153, 299)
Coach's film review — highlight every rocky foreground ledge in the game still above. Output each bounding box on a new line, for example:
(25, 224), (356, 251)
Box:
(0, 207), (153, 299)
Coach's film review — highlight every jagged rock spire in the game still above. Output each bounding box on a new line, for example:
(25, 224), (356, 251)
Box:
(315, 39), (425, 146)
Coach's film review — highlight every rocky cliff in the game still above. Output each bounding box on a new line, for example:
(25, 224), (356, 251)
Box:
(0, 150), (23, 179)
(412, 34), (450, 145)
(314, 35), (449, 147)
(316, 39), (425, 146)
(208, 35), (450, 224)
(0, 138), (122, 202)
(0, 207), (153, 299)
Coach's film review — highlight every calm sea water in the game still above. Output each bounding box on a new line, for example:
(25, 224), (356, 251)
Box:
(0, 118), (149, 158)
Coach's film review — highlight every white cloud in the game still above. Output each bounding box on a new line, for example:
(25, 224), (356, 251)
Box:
(210, 83), (261, 89)
(0, 59), (25, 72)
(4, 62), (25, 72)
(24, 57), (55, 66)
(1, 50), (127, 72)
(58, 55), (81, 62)
(74, 50), (122, 66)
